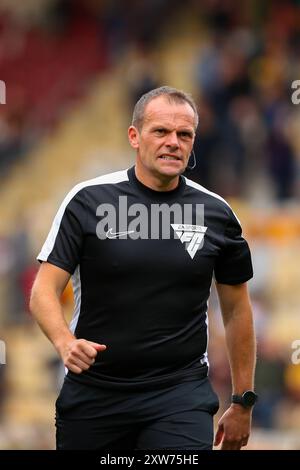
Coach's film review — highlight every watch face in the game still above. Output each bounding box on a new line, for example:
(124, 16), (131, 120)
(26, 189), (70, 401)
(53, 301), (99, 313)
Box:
(243, 391), (257, 406)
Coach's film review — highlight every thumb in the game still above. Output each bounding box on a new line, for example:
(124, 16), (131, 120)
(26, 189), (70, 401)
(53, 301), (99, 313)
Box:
(214, 423), (224, 447)
(88, 341), (107, 351)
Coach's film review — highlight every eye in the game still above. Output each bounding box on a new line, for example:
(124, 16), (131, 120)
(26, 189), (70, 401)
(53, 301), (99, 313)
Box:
(179, 131), (193, 139)
(154, 128), (166, 135)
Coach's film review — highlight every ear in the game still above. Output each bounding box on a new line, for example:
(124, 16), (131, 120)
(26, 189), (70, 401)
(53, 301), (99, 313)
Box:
(128, 126), (140, 149)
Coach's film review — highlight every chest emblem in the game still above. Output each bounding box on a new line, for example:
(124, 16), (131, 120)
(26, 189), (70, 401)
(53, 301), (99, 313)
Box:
(171, 224), (207, 259)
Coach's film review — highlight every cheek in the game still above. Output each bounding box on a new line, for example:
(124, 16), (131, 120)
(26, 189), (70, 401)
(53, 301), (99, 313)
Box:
(183, 144), (192, 156)
(140, 137), (164, 159)
(146, 140), (160, 154)
(140, 141), (156, 161)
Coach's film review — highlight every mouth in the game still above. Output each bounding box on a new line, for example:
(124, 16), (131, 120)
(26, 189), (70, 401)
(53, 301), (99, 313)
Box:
(158, 154), (182, 161)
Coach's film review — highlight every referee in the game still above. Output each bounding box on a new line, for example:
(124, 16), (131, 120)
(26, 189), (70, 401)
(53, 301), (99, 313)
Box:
(30, 86), (257, 450)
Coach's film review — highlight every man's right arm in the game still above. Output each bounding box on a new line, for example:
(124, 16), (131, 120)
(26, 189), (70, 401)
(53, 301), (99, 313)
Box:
(30, 262), (106, 374)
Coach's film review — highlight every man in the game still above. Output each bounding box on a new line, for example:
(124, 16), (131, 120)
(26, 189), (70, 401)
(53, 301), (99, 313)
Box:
(30, 86), (256, 451)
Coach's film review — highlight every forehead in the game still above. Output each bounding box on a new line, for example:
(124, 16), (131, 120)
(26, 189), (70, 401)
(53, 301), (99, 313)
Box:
(143, 96), (196, 129)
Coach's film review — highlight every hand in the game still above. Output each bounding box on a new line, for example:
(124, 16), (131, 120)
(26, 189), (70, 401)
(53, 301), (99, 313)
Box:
(57, 337), (107, 374)
(214, 404), (252, 450)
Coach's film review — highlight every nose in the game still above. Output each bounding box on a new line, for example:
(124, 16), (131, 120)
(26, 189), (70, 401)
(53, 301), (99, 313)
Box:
(165, 131), (179, 149)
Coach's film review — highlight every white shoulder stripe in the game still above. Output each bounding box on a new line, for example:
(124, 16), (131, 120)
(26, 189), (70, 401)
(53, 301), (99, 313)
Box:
(38, 169), (129, 262)
(184, 177), (241, 226)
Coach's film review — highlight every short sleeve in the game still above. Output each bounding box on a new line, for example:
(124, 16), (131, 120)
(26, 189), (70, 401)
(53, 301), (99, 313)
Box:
(37, 189), (86, 274)
(214, 210), (253, 285)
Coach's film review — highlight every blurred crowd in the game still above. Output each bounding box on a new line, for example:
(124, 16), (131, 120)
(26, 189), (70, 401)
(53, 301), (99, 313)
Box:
(190, 0), (300, 202)
(1, 0), (300, 446)
(1, 0), (300, 199)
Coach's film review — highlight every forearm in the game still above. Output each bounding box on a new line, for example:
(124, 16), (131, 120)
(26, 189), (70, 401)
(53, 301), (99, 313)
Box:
(30, 287), (75, 354)
(30, 263), (105, 373)
(224, 303), (256, 394)
(30, 285), (106, 373)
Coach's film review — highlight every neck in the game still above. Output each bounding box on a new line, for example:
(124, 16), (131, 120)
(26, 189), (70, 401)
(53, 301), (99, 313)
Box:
(135, 163), (180, 192)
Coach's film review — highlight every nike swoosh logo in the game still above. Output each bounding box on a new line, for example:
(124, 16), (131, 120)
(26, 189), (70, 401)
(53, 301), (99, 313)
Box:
(106, 228), (135, 239)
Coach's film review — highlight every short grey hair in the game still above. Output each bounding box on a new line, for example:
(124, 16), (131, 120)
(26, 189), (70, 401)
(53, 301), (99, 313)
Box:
(132, 86), (199, 130)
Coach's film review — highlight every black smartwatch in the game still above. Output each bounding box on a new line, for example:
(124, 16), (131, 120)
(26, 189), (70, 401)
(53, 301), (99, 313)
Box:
(232, 390), (258, 408)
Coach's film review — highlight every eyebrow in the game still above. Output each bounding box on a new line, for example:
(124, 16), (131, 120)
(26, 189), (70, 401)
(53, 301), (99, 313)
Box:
(152, 126), (195, 136)
(152, 125), (193, 132)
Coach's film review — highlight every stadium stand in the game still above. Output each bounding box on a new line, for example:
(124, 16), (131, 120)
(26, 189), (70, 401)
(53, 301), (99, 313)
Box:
(0, 0), (300, 449)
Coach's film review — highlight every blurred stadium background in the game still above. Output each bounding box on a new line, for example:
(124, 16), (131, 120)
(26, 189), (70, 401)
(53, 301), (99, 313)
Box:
(0, 0), (300, 450)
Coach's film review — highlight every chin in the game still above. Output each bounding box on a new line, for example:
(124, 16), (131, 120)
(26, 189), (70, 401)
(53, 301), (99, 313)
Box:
(157, 164), (183, 178)
(160, 169), (181, 179)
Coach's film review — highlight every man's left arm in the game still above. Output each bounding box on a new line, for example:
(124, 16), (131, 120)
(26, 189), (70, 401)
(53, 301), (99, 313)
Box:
(214, 282), (256, 450)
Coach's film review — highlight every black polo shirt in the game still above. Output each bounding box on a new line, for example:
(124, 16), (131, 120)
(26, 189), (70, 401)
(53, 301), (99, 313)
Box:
(38, 166), (253, 390)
